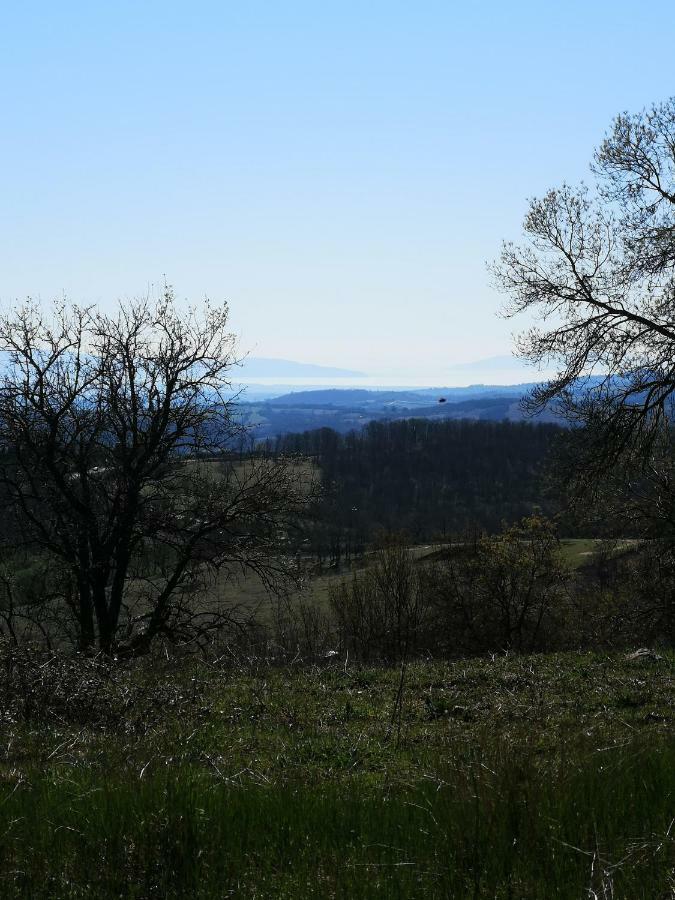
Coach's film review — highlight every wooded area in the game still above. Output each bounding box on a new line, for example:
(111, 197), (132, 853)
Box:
(274, 419), (562, 563)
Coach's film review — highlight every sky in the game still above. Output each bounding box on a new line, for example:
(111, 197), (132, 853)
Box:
(1, 1), (674, 382)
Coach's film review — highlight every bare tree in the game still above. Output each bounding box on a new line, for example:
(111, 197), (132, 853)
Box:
(329, 539), (430, 662)
(0, 289), (311, 654)
(493, 97), (675, 487)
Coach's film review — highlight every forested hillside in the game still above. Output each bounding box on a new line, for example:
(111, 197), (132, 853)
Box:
(274, 419), (563, 561)
(233, 384), (563, 441)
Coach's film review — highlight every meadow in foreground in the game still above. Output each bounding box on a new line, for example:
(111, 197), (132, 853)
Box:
(0, 650), (672, 898)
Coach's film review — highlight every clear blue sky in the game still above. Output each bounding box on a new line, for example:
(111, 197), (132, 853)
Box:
(1, 1), (673, 379)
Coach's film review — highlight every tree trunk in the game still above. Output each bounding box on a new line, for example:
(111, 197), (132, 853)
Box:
(76, 578), (95, 652)
(92, 578), (114, 654)
(76, 532), (95, 651)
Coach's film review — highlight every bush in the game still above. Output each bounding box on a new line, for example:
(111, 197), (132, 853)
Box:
(424, 516), (570, 655)
(329, 540), (431, 662)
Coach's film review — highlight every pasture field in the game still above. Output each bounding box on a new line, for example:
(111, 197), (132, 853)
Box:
(558, 538), (600, 567)
(0, 649), (672, 898)
(558, 538), (641, 569)
(211, 535), (597, 625)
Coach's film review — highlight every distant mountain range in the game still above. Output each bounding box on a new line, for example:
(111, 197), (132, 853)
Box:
(237, 357), (366, 378)
(234, 354), (552, 385)
(446, 355), (543, 374)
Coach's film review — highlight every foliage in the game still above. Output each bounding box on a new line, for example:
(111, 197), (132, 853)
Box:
(277, 418), (563, 564)
(424, 516), (569, 654)
(571, 540), (675, 647)
(277, 523), (672, 664)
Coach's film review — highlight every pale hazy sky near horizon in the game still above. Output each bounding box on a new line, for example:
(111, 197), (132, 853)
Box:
(1, 1), (673, 379)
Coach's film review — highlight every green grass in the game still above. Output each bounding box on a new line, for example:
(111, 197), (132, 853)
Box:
(186, 552), (368, 628)
(0, 651), (673, 897)
(2, 741), (673, 898)
(417, 537), (604, 571)
(558, 538), (641, 569)
(559, 538), (599, 568)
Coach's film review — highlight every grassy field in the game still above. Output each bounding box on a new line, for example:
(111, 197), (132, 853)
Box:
(216, 535), (591, 626)
(558, 538), (641, 569)
(0, 650), (672, 897)
(558, 538), (599, 568)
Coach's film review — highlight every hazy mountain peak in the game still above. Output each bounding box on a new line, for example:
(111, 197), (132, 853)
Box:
(448, 355), (537, 372)
(238, 357), (366, 378)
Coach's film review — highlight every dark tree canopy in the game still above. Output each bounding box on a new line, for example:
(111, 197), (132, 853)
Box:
(275, 418), (562, 563)
(0, 291), (310, 653)
(494, 97), (675, 481)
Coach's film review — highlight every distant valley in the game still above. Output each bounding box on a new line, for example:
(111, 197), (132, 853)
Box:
(234, 383), (562, 441)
